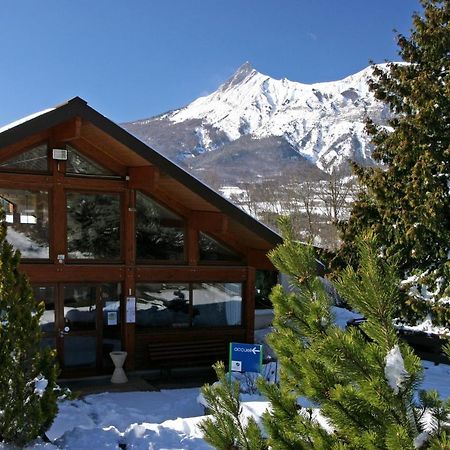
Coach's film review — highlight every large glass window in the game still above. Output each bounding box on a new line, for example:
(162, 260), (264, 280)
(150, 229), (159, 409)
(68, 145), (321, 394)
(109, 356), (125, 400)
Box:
(0, 189), (49, 258)
(0, 144), (48, 173)
(66, 192), (121, 260)
(192, 283), (242, 327)
(199, 232), (242, 262)
(63, 285), (97, 332)
(62, 285), (97, 367)
(136, 283), (190, 328)
(136, 192), (185, 261)
(136, 282), (242, 330)
(66, 145), (117, 177)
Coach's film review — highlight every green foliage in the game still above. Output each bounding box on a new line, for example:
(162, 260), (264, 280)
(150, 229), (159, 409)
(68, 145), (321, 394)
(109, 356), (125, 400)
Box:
(0, 212), (60, 446)
(201, 219), (450, 449)
(199, 362), (268, 450)
(334, 0), (450, 326)
(418, 390), (450, 436)
(428, 431), (450, 449)
(259, 222), (450, 449)
(67, 193), (121, 259)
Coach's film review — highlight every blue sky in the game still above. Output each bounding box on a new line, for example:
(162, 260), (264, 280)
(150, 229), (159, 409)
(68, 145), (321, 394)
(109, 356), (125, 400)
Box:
(0, 0), (420, 126)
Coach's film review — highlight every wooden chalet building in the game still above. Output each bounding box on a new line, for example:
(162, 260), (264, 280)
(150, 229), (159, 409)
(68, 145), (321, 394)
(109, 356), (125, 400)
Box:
(0, 97), (281, 377)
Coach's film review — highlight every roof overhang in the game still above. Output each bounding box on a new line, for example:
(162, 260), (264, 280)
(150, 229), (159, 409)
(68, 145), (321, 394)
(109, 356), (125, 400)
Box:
(0, 97), (282, 257)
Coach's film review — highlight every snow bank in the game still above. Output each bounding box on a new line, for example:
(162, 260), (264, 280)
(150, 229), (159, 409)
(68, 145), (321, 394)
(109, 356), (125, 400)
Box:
(0, 360), (447, 449)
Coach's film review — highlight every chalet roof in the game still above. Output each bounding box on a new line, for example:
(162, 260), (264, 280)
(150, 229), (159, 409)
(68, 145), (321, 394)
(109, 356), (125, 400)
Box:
(0, 97), (282, 252)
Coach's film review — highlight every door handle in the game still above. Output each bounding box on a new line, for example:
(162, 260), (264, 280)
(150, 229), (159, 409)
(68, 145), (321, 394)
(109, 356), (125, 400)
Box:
(59, 326), (70, 338)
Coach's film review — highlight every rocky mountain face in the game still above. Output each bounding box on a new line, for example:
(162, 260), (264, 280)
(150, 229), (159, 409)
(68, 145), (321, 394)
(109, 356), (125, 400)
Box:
(122, 62), (391, 186)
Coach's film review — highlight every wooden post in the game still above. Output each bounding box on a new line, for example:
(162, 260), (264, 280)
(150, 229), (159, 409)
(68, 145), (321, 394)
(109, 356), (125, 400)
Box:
(123, 187), (136, 370)
(187, 219), (199, 266)
(245, 267), (256, 343)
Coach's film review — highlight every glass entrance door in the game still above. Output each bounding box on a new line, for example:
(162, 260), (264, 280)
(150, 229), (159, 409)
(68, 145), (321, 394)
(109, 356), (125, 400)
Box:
(62, 284), (98, 369)
(34, 285), (57, 351)
(33, 283), (122, 375)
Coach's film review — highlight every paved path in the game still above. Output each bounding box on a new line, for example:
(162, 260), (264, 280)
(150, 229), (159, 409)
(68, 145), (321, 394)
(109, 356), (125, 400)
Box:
(59, 367), (216, 396)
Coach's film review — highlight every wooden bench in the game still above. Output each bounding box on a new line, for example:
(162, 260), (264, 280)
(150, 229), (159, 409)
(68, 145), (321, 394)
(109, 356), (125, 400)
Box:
(148, 339), (227, 373)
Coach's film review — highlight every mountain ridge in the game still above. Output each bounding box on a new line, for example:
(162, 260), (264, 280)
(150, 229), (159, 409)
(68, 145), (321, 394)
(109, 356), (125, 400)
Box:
(122, 63), (392, 184)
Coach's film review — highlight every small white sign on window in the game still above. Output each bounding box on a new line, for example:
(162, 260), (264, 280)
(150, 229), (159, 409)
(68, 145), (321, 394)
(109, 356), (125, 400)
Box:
(126, 297), (136, 323)
(107, 311), (118, 326)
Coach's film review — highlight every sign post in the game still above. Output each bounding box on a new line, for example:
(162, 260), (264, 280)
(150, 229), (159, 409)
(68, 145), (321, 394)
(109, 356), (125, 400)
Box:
(229, 342), (263, 375)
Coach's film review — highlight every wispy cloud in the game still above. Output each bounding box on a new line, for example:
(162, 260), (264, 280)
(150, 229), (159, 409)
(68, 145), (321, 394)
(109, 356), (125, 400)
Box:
(307, 32), (318, 41)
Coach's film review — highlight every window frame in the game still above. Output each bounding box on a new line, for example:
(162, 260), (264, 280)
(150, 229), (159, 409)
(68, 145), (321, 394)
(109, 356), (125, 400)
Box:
(64, 144), (123, 180)
(0, 141), (51, 175)
(135, 190), (187, 265)
(198, 231), (246, 266)
(65, 189), (124, 264)
(135, 280), (244, 332)
(0, 185), (52, 262)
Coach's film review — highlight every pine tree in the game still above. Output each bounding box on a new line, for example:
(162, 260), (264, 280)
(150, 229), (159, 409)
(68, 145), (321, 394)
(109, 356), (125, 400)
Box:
(334, 0), (450, 326)
(0, 209), (60, 446)
(199, 362), (268, 450)
(201, 219), (450, 448)
(259, 219), (450, 449)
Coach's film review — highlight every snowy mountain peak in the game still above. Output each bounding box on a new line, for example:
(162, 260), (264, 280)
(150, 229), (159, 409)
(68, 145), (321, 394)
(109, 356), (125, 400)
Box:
(220, 61), (257, 92)
(166, 63), (391, 172)
(124, 63), (393, 179)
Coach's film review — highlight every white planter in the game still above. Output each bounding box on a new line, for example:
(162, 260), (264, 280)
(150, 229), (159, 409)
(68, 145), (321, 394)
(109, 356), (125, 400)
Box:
(110, 351), (128, 384)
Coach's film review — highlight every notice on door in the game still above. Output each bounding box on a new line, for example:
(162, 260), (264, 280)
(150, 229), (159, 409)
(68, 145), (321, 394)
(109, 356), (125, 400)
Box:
(107, 311), (118, 326)
(126, 297), (136, 323)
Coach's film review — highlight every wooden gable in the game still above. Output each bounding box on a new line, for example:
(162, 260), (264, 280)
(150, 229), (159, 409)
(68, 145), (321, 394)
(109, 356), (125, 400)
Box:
(0, 97), (281, 268)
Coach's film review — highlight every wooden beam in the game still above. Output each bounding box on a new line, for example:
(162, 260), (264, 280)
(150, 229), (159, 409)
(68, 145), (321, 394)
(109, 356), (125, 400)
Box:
(186, 224), (199, 266)
(136, 266), (248, 282)
(247, 249), (276, 271)
(52, 179), (66, 263)
(70, 137), (127, 176)
(132, 182), (191, 220)
(204, 230), (249, 259)
(123, 266), (136, 370)
(62, 176), (126, 192)
(127, 166), (159, 191)
(244, 267), (256, 342)
(19, 264), (125, 282)
(0, 172), (53, 188)
(50, 118), (82, 144)
(123, 189), (136, 265)
(190, 211), (228, 233)
(152, 187), (191, 218)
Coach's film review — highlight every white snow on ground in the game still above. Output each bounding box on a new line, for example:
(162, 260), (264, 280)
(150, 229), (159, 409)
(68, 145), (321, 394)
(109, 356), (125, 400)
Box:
(1, 316), (449, 449)
(2, 360), (447, 449)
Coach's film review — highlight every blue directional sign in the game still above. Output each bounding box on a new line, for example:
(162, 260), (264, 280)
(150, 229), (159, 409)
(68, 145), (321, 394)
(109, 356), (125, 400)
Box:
(229, 342), (263, 373)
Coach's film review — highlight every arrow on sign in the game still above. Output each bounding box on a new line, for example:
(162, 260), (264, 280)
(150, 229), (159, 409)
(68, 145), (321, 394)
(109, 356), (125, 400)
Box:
(252, 347), (260, 355)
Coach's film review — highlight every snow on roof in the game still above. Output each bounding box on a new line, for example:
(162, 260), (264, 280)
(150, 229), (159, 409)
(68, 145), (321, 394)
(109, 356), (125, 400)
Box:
(0, 108), (54, 134)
